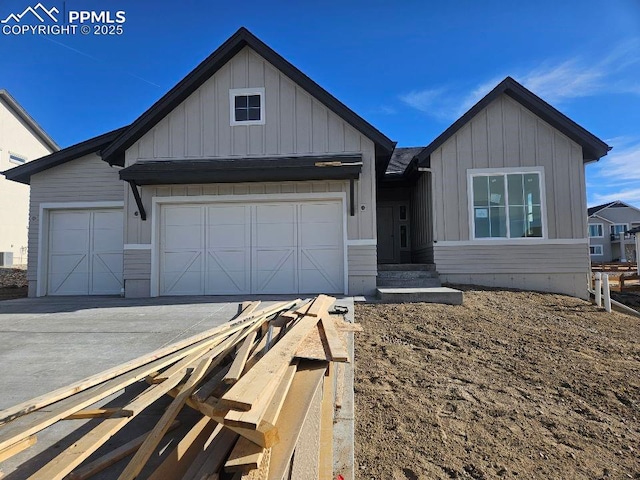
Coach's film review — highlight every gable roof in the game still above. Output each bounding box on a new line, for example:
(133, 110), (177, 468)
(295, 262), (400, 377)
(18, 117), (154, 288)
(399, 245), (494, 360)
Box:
(0, 90), (59, 152)
(416, 77), (611, 167)
(3, 126), (127, 185)
(588, 200), (640, 217)
(101, 27), (395, 171)
(588, 213), (614, 224)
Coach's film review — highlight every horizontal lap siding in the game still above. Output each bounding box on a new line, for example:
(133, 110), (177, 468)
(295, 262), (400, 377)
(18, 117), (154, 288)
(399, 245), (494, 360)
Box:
(434, 243), (590, 274)
(347, 245), (377, 275)
(27, 154), (123, 284)
(124, 250), (151, 279)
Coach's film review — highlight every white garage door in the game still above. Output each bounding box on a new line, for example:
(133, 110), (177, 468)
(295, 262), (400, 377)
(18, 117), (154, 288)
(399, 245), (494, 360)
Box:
(47, 209), (124, 295)
(159, 200), (344, 295)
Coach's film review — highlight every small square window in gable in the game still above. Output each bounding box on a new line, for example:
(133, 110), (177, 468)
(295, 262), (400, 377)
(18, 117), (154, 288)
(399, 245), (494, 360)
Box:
(230, 88), (265, 126)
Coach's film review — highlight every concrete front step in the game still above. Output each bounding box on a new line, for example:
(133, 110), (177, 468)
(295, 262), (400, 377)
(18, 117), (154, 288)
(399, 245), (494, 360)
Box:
(377, 277), (442, 287)
(377, 270), (440, 280)
(377, 287), (464, 305)
(378, 263), (436, 271)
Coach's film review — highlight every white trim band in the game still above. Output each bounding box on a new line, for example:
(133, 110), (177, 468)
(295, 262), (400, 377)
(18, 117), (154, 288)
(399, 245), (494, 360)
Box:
(435, 238), (589, 247)
(347, 239), (377, 246)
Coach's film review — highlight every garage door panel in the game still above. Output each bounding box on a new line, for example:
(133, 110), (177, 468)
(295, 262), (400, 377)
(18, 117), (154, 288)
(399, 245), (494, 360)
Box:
(159, 200), (344, 296)
(161, 251), (203, 295)
(206, 250), (249, 294)
(47, 209), (123, 296)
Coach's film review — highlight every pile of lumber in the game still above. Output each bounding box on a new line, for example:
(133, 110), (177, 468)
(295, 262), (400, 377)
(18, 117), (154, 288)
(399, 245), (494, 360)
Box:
(0, 295), (361, 480)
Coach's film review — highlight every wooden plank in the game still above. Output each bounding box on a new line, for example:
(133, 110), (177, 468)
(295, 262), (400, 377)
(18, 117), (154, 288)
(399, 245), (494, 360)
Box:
(333, 317), (363, 333)
(294, 295), (334, 317)
(0, 337), (215, 453)
(319, 364), (335, 479)
(117, 325), (251, 480)
(225, 437), (265, 472)
(294, 324), (331, 362)
(182, 427), (238, 480)
(240, 448), (271, 480)
(267, 362), (327, 480)
(192, 364), (232, 403)
(0, 300), (304, 427)
(0, 435), (36, 463)
(218, 313), (324, 412)
(224, 330), (258, 384)
(64, 408), (133, 420)
(224, 362), (297, 430)
(320, 315), (349, 362)
(28, 371), (188, 480)
(146, 418), (218, 480)
(67, 421), (180, 480)
(334, 363), (345, 409)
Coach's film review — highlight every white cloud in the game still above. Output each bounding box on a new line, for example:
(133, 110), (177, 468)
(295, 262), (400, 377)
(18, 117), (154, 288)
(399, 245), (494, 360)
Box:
(591, 188), (640, 205)
(400, 40), (640, 120)
(597, 140), (640, 181)
(399, 88), (446, 113)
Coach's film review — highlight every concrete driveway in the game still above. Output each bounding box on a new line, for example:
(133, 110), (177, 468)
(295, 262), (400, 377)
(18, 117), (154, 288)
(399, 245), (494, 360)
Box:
(0, 295), (355, 479)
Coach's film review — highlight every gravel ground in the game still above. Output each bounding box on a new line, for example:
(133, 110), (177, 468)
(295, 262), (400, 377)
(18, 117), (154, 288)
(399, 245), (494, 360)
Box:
(0, 267), (28, 300)
(354, 288), (640, 480)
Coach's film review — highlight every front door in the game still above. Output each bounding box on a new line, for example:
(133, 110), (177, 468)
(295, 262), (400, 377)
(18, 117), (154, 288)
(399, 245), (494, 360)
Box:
(377, 203), (410, 264)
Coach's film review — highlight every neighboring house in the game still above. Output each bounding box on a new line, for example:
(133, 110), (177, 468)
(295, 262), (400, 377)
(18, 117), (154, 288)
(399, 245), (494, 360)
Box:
(587, 201), (640, 262)
(3, 28), (610, 300)
(0, 90), (58, 266)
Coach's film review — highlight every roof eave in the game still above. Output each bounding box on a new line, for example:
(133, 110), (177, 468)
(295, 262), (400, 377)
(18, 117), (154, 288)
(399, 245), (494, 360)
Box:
(0, 90), (59, 152)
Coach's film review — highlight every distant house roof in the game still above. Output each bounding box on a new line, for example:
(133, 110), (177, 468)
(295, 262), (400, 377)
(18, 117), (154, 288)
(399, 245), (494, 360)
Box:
(385, 146), (424, 177)
(0, 90), (59, 152)
(588, 200), (640, 217)
(416, 77), (611, 167)
(101, 27), (396, 173)
(628, 226), (640, 234)
(3, 126), (127, 185)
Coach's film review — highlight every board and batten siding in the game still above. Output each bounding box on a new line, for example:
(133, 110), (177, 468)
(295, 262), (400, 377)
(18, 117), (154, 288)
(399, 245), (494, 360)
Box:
(430, 94), (591, 299)
(410, 172), (433, 263)
(123, 46), (378, 296)
(26, 153), (123, 296)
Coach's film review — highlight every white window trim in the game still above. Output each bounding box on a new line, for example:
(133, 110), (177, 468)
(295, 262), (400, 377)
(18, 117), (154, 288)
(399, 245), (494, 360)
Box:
(36, 201), (124, 297)
(588, 223), (604, 238)
(589, 245), (603, 256)
(229, 87), (265, 126)
(467, 166), (547, 241)
(149, 192), (348, 297)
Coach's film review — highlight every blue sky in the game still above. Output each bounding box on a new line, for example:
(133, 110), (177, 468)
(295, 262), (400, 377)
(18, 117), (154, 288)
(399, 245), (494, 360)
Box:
(1, 0), (639, 207)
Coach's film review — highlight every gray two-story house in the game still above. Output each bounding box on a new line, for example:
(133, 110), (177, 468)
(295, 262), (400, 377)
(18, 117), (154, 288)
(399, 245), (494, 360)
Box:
(588, 201), (640, 263)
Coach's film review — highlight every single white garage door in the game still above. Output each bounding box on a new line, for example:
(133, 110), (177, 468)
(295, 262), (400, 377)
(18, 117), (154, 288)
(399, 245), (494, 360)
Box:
(47, 209), (124, 295)
(159, 200), (344, 295)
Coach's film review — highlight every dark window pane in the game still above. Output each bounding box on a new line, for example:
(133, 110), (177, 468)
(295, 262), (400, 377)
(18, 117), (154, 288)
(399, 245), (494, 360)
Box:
(400, 225), (408, 248)
(235, 95), (247, 108)
(524, 173), (541, 205)
(248, 107), (261, 121)
(474, 208), (490, 238)
(248, 95), (261, 108)
(473, 176), (489, 206)
(509, 206), (526, 238)
(489, 176), (505, 206)
(399, 205), (407, 220)
(527, 205), (542, 237)
(235, 108), (248, 121)
(490, 206), (507, 237)
(507, 174), (524, 206)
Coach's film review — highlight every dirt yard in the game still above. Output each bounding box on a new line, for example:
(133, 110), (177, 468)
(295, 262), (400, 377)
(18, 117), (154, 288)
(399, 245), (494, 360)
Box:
(0, 267), (28, 300)
(354, 288), (640, 480)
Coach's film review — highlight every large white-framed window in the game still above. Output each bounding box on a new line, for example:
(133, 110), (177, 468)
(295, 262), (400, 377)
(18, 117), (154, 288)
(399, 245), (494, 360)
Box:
(588, 223), (604, 238)
(589, 245), (603, 256)
(229, 87), (265, 126)
(468, 167), (546, 240)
